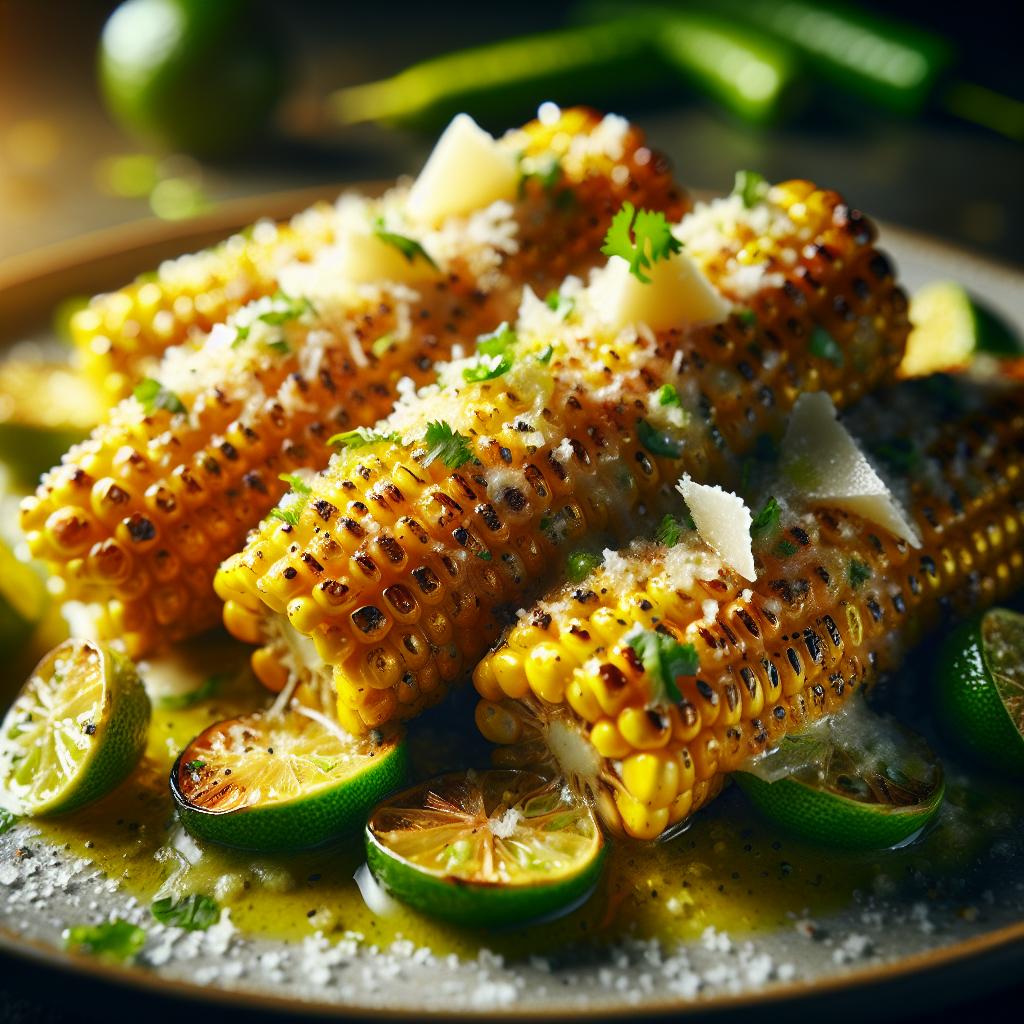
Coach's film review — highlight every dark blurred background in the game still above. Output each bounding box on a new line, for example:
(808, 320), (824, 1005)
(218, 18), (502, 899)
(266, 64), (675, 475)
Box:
(0, 0), (1021, 265)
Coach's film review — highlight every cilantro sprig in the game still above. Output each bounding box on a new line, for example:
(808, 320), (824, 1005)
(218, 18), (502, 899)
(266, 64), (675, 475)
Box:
(421, 421), (474, 469)
(625, 627), (699, 705)
(151, 894), (219, 931)
(601, 201), (682, 283)
(134, 378), (186, 415)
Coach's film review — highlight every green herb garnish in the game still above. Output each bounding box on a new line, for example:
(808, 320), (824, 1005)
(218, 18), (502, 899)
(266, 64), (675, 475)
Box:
(134, 378), (186, 416)
(269, 506), (301, 527)
(371, 334), (396, 358)
(463, 353), (512, 383)
(751, 496), (781, 537)
(536, 344), (554, 364)
(637, 419), (681, 458)
(601, 201), (682, 283)
(566, 550), (603, 583)
(732, 170), (767, 208)
(657, 383), (682, 407)
(151, 894), (219, 931)
(519, 155), (562, 196)
(422, 420), (473, 469)
(64, 920), (146, 961)
(463, 322), (516, 382)
(278, 472), (312, 495)
(0, 809), (16, 835)
(184, 760), (206, 772)
(654, 512), (692, 547)
(809, 326), (845, 367)
(848, 559), (873, 589)
(372, 219), (437, 268)
(544, 289), (575, 320)
(775, 539), (798, 558)
(738, 308), (758, 326)
(625, 627), (699, 705)
(328, 427), (400, 450)
(234, 291), (315, 344)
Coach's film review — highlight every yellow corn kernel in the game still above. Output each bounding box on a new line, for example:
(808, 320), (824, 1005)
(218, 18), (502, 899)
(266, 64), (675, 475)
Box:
(490, 649), (531, 700)
(621, 751), (679, 808)
(614, 789), (670, 841)
(525, 643), (572, 703)
(589, 719), (632, 759)
(252, 646), (289, 693)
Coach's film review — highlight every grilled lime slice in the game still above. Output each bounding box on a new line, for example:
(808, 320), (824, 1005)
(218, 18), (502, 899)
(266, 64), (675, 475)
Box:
(0, 639), (150, 816)
(365, 769), (605, 927)
(935, 608), (1024, 775)
(735, 704), (944, 850)
(171, 709), (407, 851)
(902, 280), (1022, 376)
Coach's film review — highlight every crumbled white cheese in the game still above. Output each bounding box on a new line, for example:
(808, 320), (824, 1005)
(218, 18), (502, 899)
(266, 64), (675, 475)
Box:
(676, 475), (756, 581)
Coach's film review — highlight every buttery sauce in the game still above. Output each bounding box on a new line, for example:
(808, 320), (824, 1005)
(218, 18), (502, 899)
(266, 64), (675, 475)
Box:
(20, 630), (1022, 962)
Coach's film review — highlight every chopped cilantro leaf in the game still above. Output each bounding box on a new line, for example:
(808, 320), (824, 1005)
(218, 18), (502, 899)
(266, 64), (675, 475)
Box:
(184, 760), (206, 772)
(64, 920), (146, 961)
(328, 427), (400, 450)
(601, 201), (682, 284)
(657, 383), (682, 407)
(233, 291), (313, 347)
(464, 322), (516, 381)
(265, 339), (290, 356)
(775, 539), (798, 558)
(269, 506), (301, 527)
(0, 808), (16, 834)
(279, 472), (312, 494)
(544, 290), (575, 320)
(463, 353), (512, 382)
(422, 421), (473, 469)
(738, 309), (758, 326)
(809, 326), (844, 367)
(732, 170), (767, 208)
(637, 418), (681, 458)
(848, 558), (873, 589)
(536, 344), (554, 364)
(134, 378), (186, 416)
(567, 550), (603, 583)
(151, 893), (219, 931)
(476, 550), (492, 561)
(625, 626), (699, 705)
(751, 496), (781, 537)
(372, 220), (437, 268)
(476, 322), (517, 357)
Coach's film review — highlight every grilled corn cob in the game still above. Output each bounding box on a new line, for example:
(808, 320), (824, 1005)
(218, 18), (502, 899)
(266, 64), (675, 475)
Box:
(22, 110), (685, 658)
(71, 206), (338, 404)
(216, 180), (909, 734)
(474, 377), (1024, 840)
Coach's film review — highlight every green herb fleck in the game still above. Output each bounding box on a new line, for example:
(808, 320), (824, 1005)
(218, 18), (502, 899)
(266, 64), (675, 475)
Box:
(476, 550), (493, 561)
(732, 170), (767, 209)
(477, 322), (517, 356)
(809, 325), (844, 367)
(371, 334), (396, 358)
(775, 539), (798, 558)
(234, 291), (315, 345)
(544, 290), (575, 320)
(566, 550), (603, 583)
(601, 202), (682, 283)
(372, 219), (437, 268)
(157, 676), (224, 711)
(328, 427), (400, 450)
(637, 419), (681, 458)
(848, 559), (873, 589)
(625, 627), (699, 705)
(519, 155), (562, 196)
(151, 894), (219, 931)
(655, 512), (693, 548)
(463, 353), (512, 382)
(183, 760), (206, 772)
(0, 809), (16, 834)
(64, 920), (146, 961)
(463, 322), (516, 382)
(269, 506), (301, 527)
(278, 472), (312, 495)
(422, 421), (473, 469)
(134, 378), (186, 415)
(751, 496), (781, 537)
(536, 344), (554, 364)
(657, 383), (682, 407)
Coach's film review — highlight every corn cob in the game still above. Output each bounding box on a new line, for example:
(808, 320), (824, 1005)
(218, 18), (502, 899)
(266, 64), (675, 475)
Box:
(72, 205), (339, 405)
(215, 180), (909, 735)
(22, 110), (685, 659)
(474, 378), (1024, 840)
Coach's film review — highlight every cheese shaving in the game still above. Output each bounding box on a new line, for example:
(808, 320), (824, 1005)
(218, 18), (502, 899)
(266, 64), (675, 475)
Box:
(676, 475), (757, 581)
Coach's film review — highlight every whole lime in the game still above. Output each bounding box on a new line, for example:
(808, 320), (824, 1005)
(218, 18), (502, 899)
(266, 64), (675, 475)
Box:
(98, 0), (285, 156)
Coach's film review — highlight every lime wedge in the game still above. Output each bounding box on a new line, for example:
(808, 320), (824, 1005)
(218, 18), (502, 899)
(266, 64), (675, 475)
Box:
(365, 769), (605, 927)
(935, 608), (1024, 774)
(902, 280), (1022, 376)
(735, 702), (944, 850)
(171, 709), (407, 851)
(0, 639), (150, 816)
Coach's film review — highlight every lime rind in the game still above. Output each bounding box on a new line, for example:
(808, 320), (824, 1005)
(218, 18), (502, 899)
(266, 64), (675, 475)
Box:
(171, 712), (408, 852)
(365, 770), (606, 927)
(0, 640), (150, 816)
(935, 610), (1024, 775)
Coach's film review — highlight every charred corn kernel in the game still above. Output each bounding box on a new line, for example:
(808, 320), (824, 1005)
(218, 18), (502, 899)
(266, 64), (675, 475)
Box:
(73, 208), (339, 404)
(218, 173), (909, 732)
(476, 379), (1024, 839)
(28, 109), (682, 660)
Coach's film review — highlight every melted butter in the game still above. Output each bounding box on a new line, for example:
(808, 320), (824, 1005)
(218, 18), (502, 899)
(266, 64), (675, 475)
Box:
(24, 633), (1024, 963)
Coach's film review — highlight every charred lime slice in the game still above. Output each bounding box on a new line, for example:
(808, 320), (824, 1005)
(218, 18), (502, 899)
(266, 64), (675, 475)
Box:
(935, 608), (1024, 774)
(0, 639), (150, 816)
(735, 702), (944, 849)
(171, 708), (406, 851)
(365, 769), (605, 927)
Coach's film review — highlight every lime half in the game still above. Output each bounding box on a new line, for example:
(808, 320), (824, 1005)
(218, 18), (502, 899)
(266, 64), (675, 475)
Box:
(365, 769), (606, 927)
(735, 703), (944, 850)
(0, 639), (150, 816)
(935, 608), (1024, 775)
(171, 709), (407, 851)
(902, 280), (1022, 376)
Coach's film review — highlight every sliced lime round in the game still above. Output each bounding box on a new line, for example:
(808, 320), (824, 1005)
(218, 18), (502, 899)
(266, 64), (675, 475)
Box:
(365, 769), (605, 927)
(935, 607), (1024, 775)
(171, 709), (407, 851)
(735, 704), (944, 850)
(0, 639), (150, 816)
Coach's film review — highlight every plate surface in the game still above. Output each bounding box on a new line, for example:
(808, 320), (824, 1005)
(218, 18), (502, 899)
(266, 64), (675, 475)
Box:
(0, 192), (1022, 1019)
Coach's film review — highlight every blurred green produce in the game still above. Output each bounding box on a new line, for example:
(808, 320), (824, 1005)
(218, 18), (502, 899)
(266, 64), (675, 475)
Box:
(99, 0), (285, 156)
